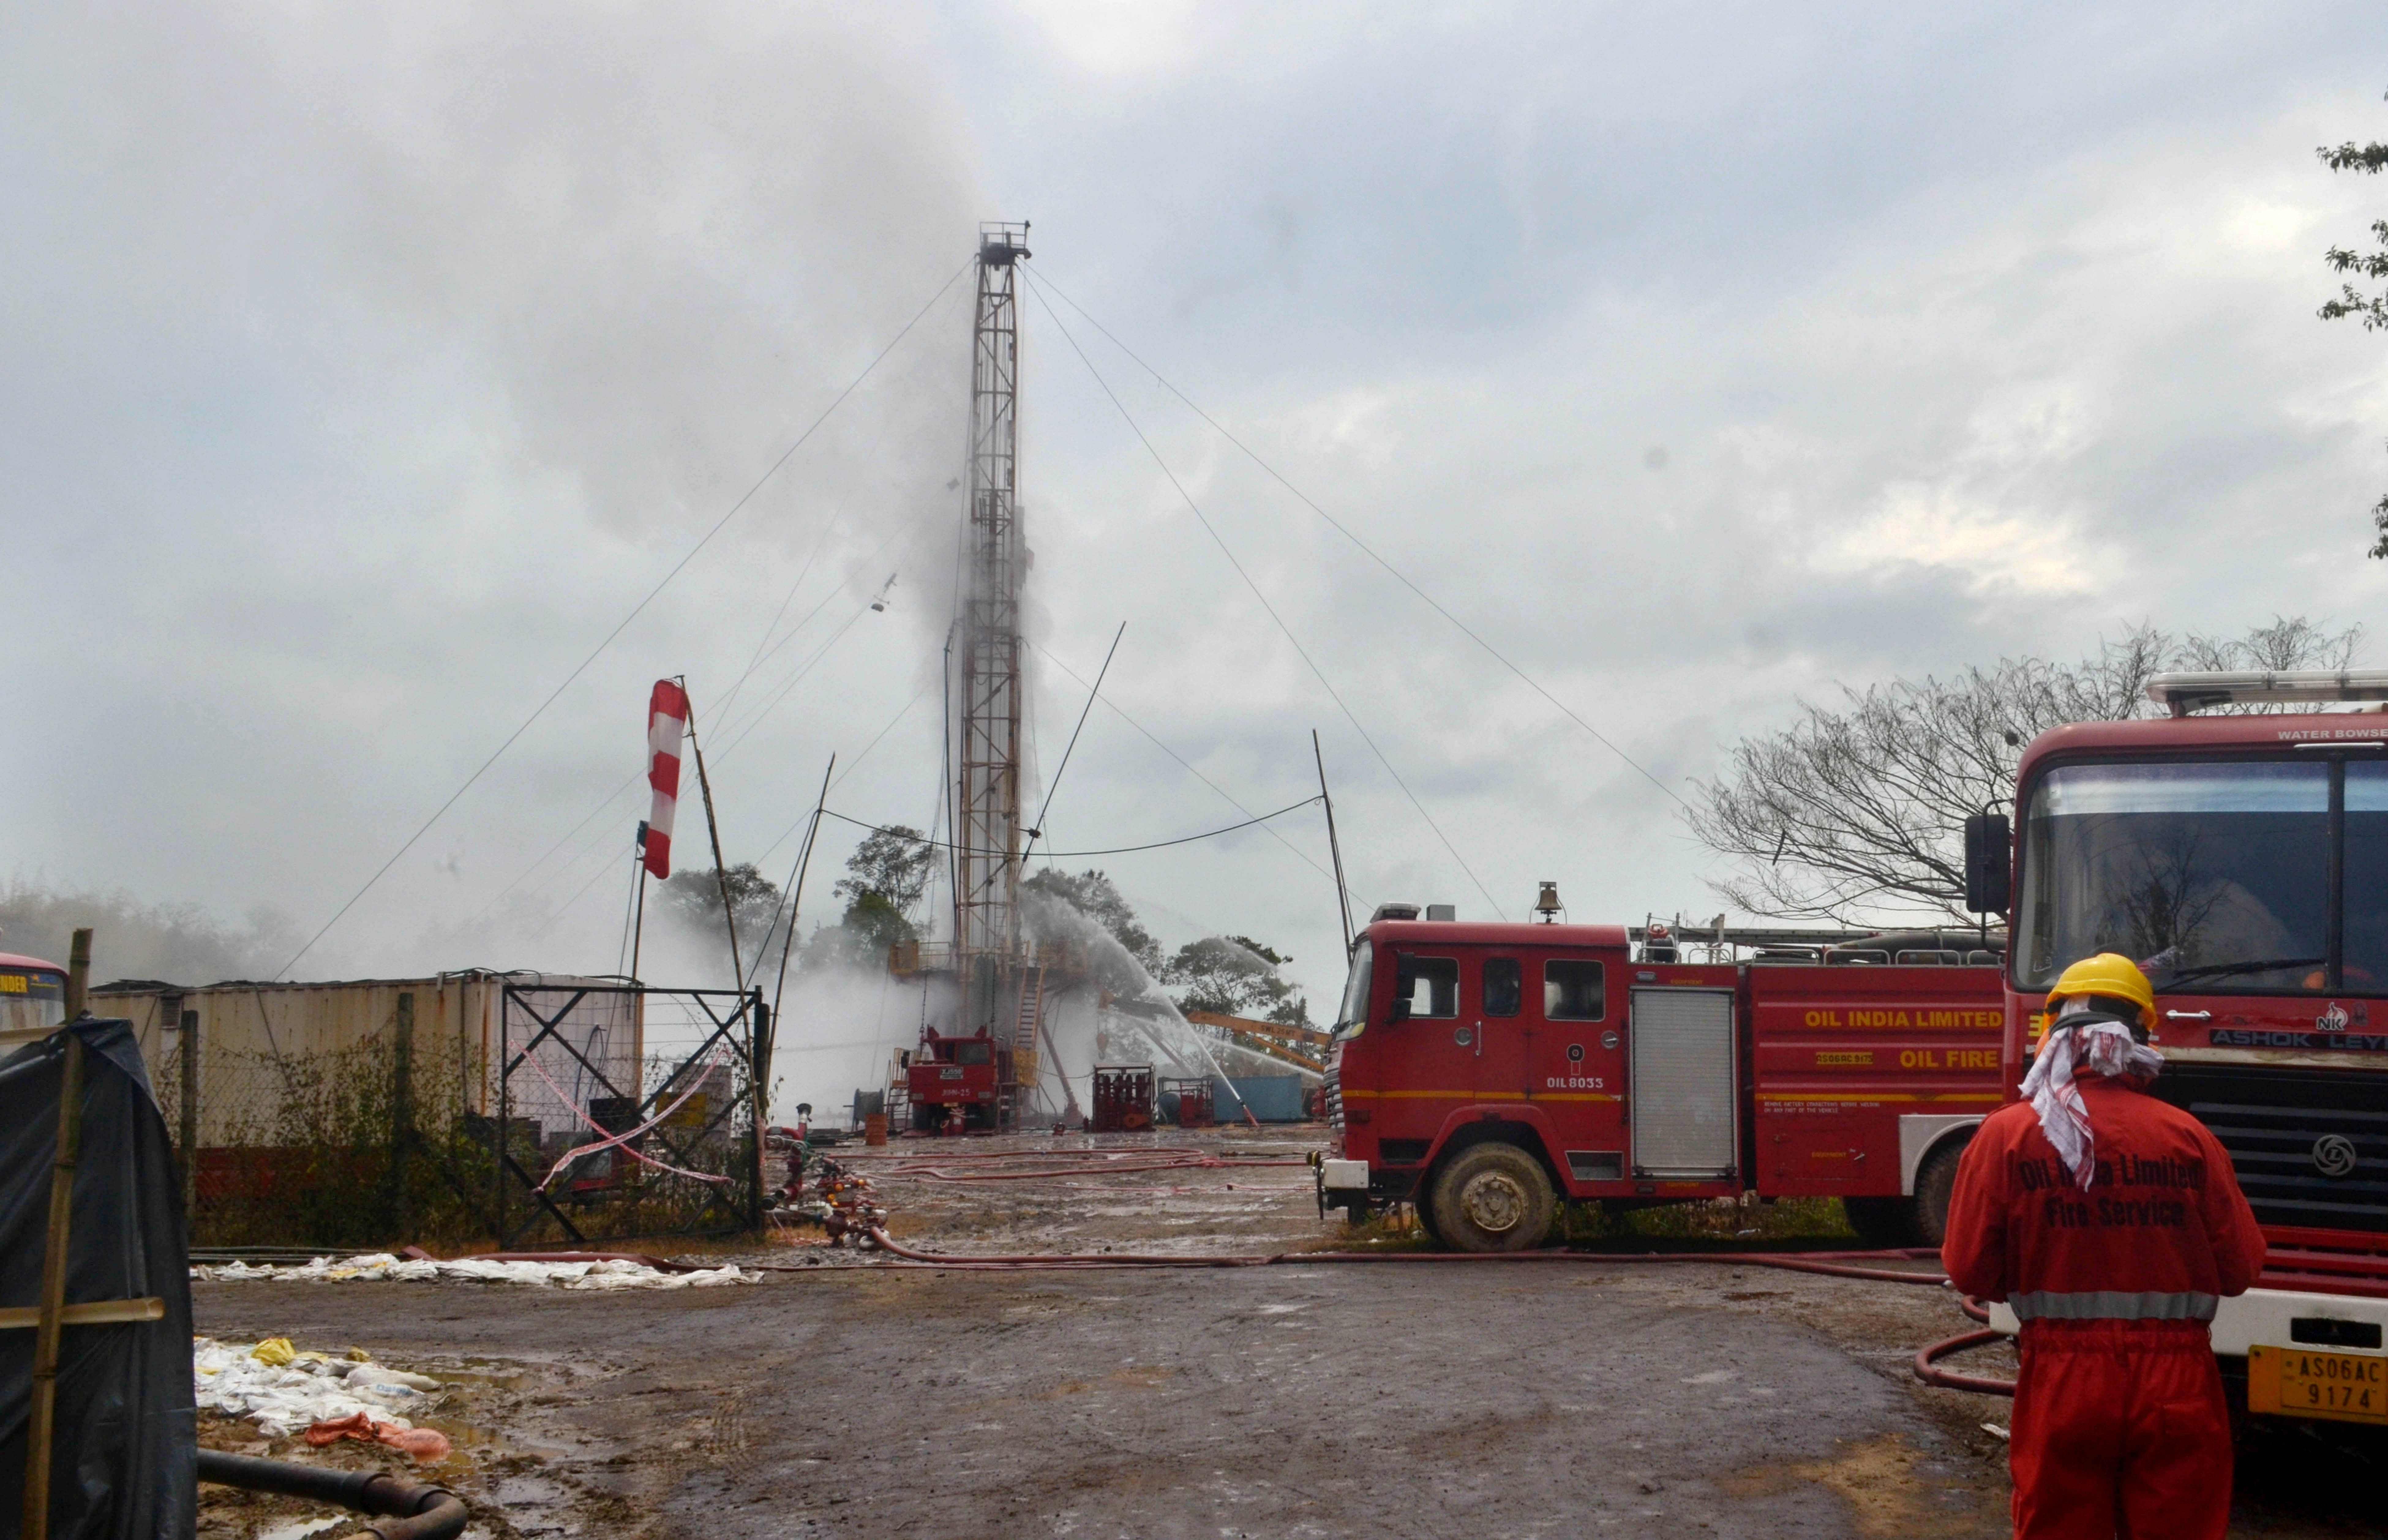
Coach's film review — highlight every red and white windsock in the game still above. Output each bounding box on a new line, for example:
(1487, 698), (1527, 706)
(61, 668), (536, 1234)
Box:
(643, 679), (690, 880)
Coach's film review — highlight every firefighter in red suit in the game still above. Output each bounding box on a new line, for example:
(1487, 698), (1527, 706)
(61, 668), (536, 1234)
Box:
(1943, 952), (2266, 1539)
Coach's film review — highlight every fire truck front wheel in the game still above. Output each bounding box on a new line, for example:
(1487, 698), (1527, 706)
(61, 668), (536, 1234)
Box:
(1429, 1143), (1557, 1253)
(1909, 1138), (1968, 1248)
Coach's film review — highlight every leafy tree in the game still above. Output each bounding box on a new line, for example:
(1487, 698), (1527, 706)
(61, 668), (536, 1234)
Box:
(839, 890), (916, 957)
(833, 826), (934, 916)
(659, 863), (782, 956)
(1166, 934), (1310, 1028)
(1688, 620), (2360, 924)
(1021, 868), (1163, 973)
(2318, 95), (2388, 555)
(805, 825), (936, 964)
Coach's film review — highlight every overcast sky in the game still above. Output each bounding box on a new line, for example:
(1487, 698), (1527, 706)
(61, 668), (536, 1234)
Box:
(7, 3), (2386, 1094)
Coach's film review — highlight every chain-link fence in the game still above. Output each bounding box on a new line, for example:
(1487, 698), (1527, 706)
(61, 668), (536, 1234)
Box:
(182, 1018), (491, 1249)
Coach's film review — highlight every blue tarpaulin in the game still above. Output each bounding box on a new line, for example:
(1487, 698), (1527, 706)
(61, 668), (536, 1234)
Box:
(1210, 1074), (1308, 1123)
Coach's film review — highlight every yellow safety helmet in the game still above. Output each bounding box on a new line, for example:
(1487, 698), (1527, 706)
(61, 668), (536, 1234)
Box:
(2044, 952), (2157, 1034)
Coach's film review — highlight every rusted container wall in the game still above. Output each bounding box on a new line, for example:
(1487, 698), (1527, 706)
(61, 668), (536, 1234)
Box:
(90, 972), (625, 1146)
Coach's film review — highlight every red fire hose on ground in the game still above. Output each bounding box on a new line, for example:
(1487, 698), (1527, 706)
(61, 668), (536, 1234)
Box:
(1913, 1295), (2018, 1396)
(863, 1226), (1946, 1282)
(1916, 1329), (2017, 1396)
(831, 1146), (1311, 1177)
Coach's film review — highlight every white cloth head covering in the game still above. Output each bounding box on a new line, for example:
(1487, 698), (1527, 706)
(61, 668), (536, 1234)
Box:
(2018, 998), (2166, 1191)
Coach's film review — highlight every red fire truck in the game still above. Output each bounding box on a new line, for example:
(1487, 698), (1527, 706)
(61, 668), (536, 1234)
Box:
(1962, 669), (2388, 1429)
(1316, 907), (2003, 1250)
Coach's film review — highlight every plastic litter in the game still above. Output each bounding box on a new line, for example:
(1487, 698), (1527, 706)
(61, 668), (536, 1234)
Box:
(193, 1251), (757, 1289)
(195, 1337), (446, 1442)
(302, 1410), (454, 1463)
(250, 1336), (298, 1367)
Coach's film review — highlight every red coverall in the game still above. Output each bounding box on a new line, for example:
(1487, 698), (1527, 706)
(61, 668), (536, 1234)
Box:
(1943, 1074), (2266, 1539)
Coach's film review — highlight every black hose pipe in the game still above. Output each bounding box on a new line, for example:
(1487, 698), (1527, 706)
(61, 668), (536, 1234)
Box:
(196, 1449), (468, 1540)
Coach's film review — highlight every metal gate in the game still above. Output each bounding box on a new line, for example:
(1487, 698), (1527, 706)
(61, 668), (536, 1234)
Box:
(496, 983), (764, 1248)
(1628, 987), (1739, 1180)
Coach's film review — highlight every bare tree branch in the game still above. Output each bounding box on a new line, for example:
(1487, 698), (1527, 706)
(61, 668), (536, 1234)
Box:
(1687, 619), (2362, 925)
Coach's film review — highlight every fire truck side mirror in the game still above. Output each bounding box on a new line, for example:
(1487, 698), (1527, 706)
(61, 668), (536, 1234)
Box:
(1964, 813), (2011, 914)
(1389, 953), (1417, 1023)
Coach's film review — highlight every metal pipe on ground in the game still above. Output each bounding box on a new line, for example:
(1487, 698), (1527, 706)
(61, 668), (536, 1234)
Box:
(196, 1450), (467, 1540)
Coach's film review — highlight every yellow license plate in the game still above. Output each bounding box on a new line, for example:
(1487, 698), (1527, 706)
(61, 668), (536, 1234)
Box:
(2248, 1344), (2388, 1425)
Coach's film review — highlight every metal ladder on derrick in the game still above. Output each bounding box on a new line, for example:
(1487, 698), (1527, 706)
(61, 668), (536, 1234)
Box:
(881, 1051), (909, 1132)
(999, 966), (1046, 1130)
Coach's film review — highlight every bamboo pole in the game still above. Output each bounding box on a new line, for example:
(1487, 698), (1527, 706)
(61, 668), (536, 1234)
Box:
(23, 926), (93, 1540)
(680, 685), (744, 990)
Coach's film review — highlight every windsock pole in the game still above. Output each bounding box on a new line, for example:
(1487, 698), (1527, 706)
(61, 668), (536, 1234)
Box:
(629, 822), (651, 984)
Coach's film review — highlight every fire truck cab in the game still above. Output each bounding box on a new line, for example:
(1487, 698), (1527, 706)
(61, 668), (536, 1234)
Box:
(1967, 669), (2388, 1430)
(1319, 907), (2003, 1251)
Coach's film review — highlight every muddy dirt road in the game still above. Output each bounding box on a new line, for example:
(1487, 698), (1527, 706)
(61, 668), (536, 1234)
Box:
(191, 1130), (2382, 1537)
(202, 1263), (2013, 1539)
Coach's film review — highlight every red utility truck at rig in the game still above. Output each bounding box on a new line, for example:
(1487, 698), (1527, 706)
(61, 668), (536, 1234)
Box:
(1316, 908), (2004, 1250)
(901, 1028), (1005, 1131)
(1960, 669), (2388, 1431)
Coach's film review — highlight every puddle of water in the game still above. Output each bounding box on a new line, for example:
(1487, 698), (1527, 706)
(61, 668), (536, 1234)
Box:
(427, 1366), (528, 1392)
(416, 1410), (571, 1464)
(407, 1366), (572, 1465)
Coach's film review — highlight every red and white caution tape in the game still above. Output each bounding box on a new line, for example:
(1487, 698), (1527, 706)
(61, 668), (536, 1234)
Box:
(527, 1043), (734, 1189)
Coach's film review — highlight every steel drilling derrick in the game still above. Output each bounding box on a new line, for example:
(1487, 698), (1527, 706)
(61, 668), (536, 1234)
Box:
(954, 221), (1031, 1037)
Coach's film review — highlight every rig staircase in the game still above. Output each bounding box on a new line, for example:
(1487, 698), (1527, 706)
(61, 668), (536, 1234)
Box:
(882, 1052), (910, 1132)
(1000, 966), (1048, 1130)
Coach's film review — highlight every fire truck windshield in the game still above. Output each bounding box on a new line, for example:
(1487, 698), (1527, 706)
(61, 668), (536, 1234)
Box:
(2014, 757), (2388, 994)
(1331, 945), (1373, 1040)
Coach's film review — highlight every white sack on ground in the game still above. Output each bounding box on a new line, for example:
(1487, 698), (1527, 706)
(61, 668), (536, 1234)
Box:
(194, 1338), (441, 1439)
(193, 1253), (755, 1288)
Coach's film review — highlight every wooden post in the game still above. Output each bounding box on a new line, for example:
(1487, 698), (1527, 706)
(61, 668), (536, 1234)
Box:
(392, 992), (416, 1239)
(61, 928), (89, 1021)
(178, 1007), (199, 1220)
(494, 993), (508, 1251)
(24, 926), (93, 1540)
